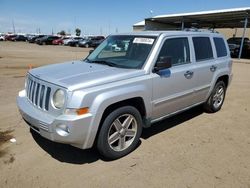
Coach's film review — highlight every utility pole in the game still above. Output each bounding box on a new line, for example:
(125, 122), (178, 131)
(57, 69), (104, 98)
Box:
(238, 17), (248, 59)
(12, 20), (16, 34)
(100, 27), (103, 35)
(108, 20), (110, 35)
(74, 16), (76, 30)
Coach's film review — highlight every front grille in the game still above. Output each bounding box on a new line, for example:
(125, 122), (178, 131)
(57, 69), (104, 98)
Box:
(26, 75), (51, 111)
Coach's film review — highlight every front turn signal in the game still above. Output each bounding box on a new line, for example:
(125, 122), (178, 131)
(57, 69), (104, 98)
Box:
(76, 107), (89, 115)
(65, 107), (89, 115)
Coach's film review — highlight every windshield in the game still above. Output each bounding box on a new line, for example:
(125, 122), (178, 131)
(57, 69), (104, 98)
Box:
(85, 35), (157, 69)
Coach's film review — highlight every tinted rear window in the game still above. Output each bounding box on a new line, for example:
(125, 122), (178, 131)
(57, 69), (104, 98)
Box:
(193, 37), (213, 61)
(213, 37), (227, 57)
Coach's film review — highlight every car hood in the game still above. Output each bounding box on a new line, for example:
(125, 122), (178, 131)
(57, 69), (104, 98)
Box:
(29, 60), (145, 91)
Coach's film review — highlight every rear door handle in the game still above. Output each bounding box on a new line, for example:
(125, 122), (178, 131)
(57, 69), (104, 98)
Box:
(210, 65), (217, 72)
(184, 71), (194, 79)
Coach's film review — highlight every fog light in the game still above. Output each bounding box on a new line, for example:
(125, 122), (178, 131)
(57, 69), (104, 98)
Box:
(56, 124), (70, 136)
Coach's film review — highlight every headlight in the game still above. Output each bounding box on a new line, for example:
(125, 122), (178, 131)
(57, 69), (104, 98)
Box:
(52, 89), (65, 109)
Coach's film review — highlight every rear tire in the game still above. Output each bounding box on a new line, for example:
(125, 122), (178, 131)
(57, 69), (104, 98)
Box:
(203, 81), (226, 113)
(97, 106), (142, 160)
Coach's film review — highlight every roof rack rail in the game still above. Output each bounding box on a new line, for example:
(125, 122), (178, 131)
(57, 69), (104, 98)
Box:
(183, 28), (219, 33)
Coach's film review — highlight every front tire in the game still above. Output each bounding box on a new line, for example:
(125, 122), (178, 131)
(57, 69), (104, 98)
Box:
(203, 81), (226, 113)
(97, 106), (142, 159)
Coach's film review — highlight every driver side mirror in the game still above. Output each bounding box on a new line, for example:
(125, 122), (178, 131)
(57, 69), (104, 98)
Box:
(154, 56), (172, 72)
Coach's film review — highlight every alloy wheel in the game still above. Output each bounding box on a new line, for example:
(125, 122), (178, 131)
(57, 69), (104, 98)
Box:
(107, 114), (137, 151)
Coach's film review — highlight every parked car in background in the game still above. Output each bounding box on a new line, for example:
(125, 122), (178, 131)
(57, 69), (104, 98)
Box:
(79, 36), (105, 48)
(78, 38), (91, 47)
(63, 37), (83, 45)
(5, 34), (17, 41)
(0, 35), (5, 41)
(227, 37), (250, 58)
(68, 37), (87, 47)
(52, 38), (64, 45)
(90, 38), (105, 48)
(52, 36), (71, 45)
(36, 35), (60, 45)
(26, 34), (36, 41)
(11, 35), (28, 41)
(28, 35), (45, 43)
(62, 37), (72, 45)
(68, 39), (80, 47)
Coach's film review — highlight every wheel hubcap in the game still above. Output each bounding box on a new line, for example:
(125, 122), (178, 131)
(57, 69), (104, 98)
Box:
(212, 86), (224, 108)
(108, 114), (137, 151)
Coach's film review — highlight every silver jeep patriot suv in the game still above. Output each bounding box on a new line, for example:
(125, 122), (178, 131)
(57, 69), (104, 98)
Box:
(17, 31), (233, 159)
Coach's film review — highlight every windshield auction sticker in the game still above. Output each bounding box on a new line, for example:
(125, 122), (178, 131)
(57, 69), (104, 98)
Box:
(133, 38), (154, 45)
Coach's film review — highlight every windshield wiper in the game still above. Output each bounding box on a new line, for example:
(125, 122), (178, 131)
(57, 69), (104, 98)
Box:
(89, 60), (117, 67)
(84, 58), (91, 62)
(84, 59), (128, 68)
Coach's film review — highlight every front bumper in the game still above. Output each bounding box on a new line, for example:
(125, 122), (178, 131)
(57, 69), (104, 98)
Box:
(17, 90), (94, 149)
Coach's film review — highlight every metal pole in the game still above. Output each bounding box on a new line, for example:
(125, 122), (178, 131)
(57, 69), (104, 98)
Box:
(12, 20), (16, 34)
(234, 28), (237, 37)
(181, 20), (184, 30)
(238, 17), (248, 59)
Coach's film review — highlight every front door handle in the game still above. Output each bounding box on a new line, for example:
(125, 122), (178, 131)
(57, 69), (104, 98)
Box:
(210, 65), (217, 72)
(184, 71), (194, 79)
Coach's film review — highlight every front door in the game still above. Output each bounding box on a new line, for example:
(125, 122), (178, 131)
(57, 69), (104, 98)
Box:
(151, 37), (197, 120)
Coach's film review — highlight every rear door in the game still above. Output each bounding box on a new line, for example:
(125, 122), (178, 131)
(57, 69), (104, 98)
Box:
(190, 36), (218, 103)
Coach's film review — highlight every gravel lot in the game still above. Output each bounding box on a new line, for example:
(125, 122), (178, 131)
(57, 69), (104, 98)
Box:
(0, 42), (250, 188)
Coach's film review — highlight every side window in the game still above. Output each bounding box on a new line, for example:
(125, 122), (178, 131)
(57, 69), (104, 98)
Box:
(157, 38), (190, 66)
(193, 37), (213, 61)
(213, 37), (227, 57)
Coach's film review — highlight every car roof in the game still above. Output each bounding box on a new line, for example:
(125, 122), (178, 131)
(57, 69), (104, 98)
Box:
(111, 30), (225, 37)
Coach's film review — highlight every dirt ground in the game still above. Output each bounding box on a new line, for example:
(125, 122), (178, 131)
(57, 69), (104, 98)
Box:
(0, 42), (250, 188)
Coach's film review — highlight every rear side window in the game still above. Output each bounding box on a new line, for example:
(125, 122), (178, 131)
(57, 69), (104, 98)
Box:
(213, 37), (227, 57)
(193, 37), (213, 61)
(157, 37), (190, 66)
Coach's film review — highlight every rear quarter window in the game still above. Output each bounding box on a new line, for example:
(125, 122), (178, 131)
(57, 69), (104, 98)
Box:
(213, 37), (227, 57)
(192, 37), (213, 61)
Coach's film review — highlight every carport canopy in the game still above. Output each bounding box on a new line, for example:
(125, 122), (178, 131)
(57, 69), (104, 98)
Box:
(144, 7), (250, 29)
(139, 7), (250, 58)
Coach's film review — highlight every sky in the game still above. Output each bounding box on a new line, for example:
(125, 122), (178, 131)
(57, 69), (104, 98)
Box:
(0, 0), (249, 35)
